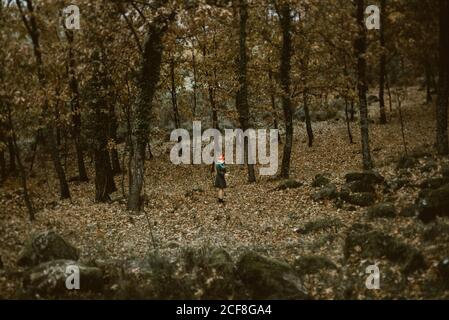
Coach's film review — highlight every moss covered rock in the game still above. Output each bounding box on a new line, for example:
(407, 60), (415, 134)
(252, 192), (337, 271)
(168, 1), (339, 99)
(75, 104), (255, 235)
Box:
(276, 179), (303, 191)
(345, 171), (384, 185)
(344, 227), (425, 273)
(22, 260), (103, 296)
(342, 192), (375, 207)
(237, 251), (308, 299)
(367, 203), (396, 219)
(417, 184), (449, 223)
(17, 231), (79, 267)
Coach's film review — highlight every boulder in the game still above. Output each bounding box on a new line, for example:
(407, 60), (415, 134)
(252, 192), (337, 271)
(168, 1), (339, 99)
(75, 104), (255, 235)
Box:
(367, 203), (396, 219)
(417, 184), (449, 223)
(275, 179), (303, 191)
(17, 231), (79, 267)
(344, 226), (425, 273)
(295, 217), (342, 235)
(313, 184), (338, 201)
(311, 174), (330, 188)
(237, 251), (308, 299)
(345, 171), (384, 185)
(346, 180), (376, 193)
(342, 192), (375, 207)
(22, 260), (103, 295)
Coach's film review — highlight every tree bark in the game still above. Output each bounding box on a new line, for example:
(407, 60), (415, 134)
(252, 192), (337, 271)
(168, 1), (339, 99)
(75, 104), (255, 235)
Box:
(236, 0), (256, 183)
(191, 44), (198, 117)
(378, 0), (387, 124)
(278, 3), (294, 179)
(303, 89), (314, 147)
(436, 0), (449, 155)
(355, 0), (373, 170)
(170, 56), (181, 129)
(128, 14), (173, 211)
(65, 29), (88, 182)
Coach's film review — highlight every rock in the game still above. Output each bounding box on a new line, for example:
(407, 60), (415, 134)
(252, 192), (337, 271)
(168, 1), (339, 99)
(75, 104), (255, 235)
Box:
(345, 171), (384, 185)
(417, 184), (449, 223)
(200, 248), (235, 299)
(386, 178), (410, 192)
(367, 203), (396, 219)
(400, 205), (417, 218)
(438, 258), (449, 287)
(275, 179), (303, 191)
(313, 184), (338, 201)
(295, 217), (342, 235)
(237, 251), (308, 299)
(344, 227), (425, 273)
(342, 192), (375, 207)
(22, 260), (103, 295)
(346, 180), (376, 193)
(17, 231), (79, 267)
(293, 256), (337, 275)
(311, 174), (330, 188)
(200, 248), (235, 276)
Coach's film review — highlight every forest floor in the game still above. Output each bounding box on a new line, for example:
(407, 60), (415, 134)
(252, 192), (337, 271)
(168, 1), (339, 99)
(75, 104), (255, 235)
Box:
(1, 86), (449, 299)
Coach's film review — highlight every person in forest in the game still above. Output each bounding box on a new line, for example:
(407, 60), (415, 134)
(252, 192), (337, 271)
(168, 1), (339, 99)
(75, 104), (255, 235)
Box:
(214, 154), (227, 203)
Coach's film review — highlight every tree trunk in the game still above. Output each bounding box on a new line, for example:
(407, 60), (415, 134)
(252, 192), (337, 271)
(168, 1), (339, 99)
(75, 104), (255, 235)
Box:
(345, 98), (354, 144)
(268, 67), (281, 143)
(278, 3), (294, 179)
(303, 89), (314, 147)
(191, 45), (198, 118)
(170, 56), (181, 129)
(436, 0), (449, 155)
(109, 103), (122, 175)
(66, 29), (88, 182)
(355, 0), (373, 170)
(128, 15), (172, 211)
(236, 0), (256, 183)
(378, 0), (387, 124)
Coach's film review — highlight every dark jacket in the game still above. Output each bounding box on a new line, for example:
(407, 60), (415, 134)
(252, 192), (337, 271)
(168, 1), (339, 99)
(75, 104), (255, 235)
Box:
(214, 164), (227, 189)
